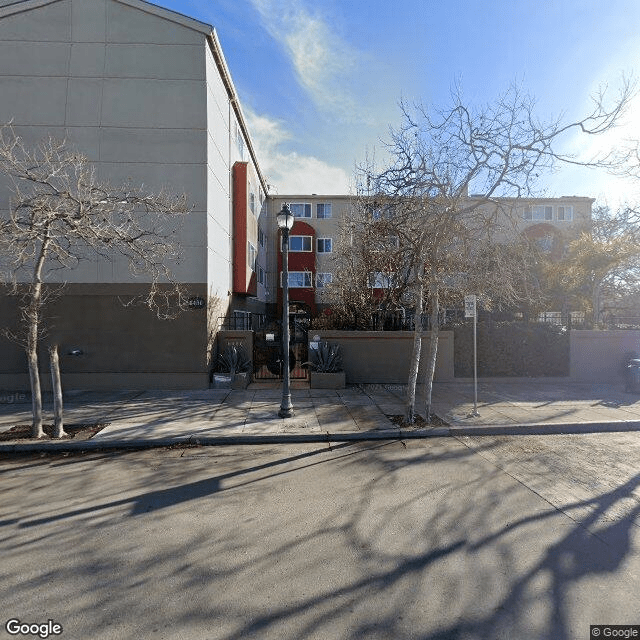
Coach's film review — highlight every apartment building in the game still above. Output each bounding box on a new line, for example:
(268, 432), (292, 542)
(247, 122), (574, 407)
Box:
(0, 0), (268, 389)
(0, 0), (595, 389)
(267, 194), (594, 316)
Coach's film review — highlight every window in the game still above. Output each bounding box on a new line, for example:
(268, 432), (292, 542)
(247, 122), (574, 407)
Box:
(524, 205), (553, 221)
(317, 238), (332, 253)
(536, 235), (554, 252)
(289, 203), (311, 218)
(556, 205), (573, 221)
(368, 272), (395, 288)
(258, 227), (265, 247)
(232, 310), (250, 330)
(249, 192), (256, 215)
(247, 242), (256, 271)
(258, 265), (264, 285)
(316, 203), (332, 219)
(281, 271), (313, 287)
(372, 235), (400, 251)
(316, 273), (333, 288)
(287, 235), (312, 252)
(538, 311), (562, 325)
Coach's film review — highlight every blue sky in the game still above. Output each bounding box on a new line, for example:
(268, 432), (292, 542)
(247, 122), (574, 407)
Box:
(162, 0), (640, 205)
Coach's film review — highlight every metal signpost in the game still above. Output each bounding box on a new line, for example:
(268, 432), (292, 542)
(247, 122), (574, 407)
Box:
(464, 294), (480, 417)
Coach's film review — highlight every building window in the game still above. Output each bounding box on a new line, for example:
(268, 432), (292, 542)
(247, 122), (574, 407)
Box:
(317, 238), (332, 253)
(287, 235), (312, 252)
(372, 235), (400, 251)
(536, 235), (554, 252)
(232, 310), (250, 330)
(258, 227), (265, 247)
(316, 272), (333, 288)
(289, 203), (312, 218)
(524, 205), (553, 221)
(316, 203), (332, 219)
(258, 265), (264, 285)
(368, 272), (395, 288)
(249, 192), (256, 215)
(281, 271), (313, 287)
(247, 242), (256, 271)
(538, 311), (562, 325)
(556, 205), (573, 221)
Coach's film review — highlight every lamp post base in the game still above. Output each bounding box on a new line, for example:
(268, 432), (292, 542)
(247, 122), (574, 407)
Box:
(278, 396), (294, 418)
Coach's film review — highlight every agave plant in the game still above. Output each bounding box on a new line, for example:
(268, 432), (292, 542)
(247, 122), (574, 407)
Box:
(305, 341), (343, 372)
(218, 344), (252, 375)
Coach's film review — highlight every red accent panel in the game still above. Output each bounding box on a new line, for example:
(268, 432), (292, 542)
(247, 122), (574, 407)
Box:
(277, 222), (317, 315)
(232, 162), (248, 293)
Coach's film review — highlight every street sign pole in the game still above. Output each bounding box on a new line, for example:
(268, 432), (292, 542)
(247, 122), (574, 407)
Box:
(465, 295), (480, 417)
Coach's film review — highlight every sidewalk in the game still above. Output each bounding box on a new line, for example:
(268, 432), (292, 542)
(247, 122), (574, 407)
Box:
(2, 380), (640, 451)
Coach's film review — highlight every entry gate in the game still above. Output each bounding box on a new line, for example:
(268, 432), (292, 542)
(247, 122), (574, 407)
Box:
(253, 312), (309, 380)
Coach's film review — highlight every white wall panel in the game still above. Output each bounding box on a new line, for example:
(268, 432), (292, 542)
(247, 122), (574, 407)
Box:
(0, 77), (68, 125)
(71, 0), (107, 42)
(105, 43), (204, 80)
(99, 127), (206, 164)
(106, 1), (202, 45)
(65, 78), (103, 126)
(69, 43), (106, 77)
(0, 0), (71, 41)
(0, 41), (70, 75)
(100, 78), (206, 129)
(97, 162), (207, 212)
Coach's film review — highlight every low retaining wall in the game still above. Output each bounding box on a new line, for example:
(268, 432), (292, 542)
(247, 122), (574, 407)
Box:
(570, 330), (640, 382)
(311, 331), (454, 384)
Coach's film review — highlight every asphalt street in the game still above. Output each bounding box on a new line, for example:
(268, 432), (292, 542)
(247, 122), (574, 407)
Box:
(2, 433), (640, 640)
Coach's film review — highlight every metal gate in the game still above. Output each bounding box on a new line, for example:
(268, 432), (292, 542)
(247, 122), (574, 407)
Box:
(253, 311), (309, 380)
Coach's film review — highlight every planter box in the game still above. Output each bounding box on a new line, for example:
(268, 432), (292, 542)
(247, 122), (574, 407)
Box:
(310, 371), (346, 389)
(231, 372), (250, 390)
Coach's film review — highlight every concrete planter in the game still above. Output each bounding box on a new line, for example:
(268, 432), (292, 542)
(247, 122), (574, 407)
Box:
(310, 371), (346, 389)
(231, 372), (250, 390)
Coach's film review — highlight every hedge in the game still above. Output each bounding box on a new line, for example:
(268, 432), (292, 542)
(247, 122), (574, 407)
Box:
(452, 321), (569, 377)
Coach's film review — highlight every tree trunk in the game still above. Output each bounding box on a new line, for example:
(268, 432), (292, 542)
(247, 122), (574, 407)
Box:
(49, 344), (66, 438)
(405, 281), (424, 423)
(27, 339), (43, 439)
(27, 235), (50, 438)
(423, 284), (440, 423)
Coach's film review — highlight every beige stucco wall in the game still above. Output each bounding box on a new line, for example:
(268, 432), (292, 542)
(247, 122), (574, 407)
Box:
(570, 330), (640, 382)
(311, 330), (454, 383)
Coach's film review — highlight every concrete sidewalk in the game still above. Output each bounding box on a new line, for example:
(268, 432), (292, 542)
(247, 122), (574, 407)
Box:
(2, 380), (640, 451)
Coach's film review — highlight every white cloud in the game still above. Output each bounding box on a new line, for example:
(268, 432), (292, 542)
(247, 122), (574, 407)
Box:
(250, 0), (362, 120)
(245, 108), (351, 194)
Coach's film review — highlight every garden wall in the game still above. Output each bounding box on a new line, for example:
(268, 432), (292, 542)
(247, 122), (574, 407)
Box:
(570, 330), (640, 382)
(311, 331), (454, 383)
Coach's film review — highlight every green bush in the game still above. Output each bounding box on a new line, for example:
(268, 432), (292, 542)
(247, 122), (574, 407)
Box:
(452, 321), (569, 377)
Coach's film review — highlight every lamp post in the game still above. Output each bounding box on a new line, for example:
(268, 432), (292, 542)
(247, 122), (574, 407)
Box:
(277, 203), (295, 418)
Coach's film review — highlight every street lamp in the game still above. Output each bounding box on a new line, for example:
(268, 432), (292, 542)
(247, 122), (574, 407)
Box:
(277, 203), (295, 418)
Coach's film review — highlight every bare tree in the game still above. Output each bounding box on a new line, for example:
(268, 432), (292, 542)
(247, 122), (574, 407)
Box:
(0, 127), (190, 438)
(351, 80), (634, 423)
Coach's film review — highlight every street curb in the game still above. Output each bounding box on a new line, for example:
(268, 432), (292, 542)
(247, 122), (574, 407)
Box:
(2, 421), (639, 454)
(0, 428), (451, 452)
(449, 421), (640, 436)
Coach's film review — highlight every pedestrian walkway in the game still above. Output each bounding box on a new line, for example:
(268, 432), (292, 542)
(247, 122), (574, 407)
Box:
(2, 380), (640, 451)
